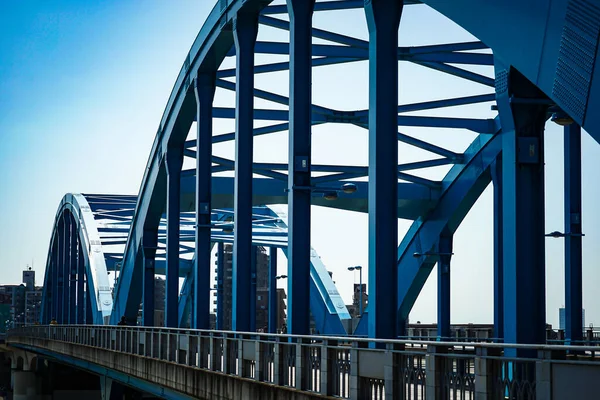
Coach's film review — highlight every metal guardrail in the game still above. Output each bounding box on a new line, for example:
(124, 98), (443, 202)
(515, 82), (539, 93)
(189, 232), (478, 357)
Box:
(8, 325), (600, 399)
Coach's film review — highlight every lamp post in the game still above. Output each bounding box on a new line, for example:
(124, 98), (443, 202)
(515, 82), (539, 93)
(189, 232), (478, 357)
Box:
(348, 266), (363, 317)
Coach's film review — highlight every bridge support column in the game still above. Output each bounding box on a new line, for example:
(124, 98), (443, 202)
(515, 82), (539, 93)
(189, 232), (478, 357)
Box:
(76, 238), (85, 324)
(13, 371), (39, 400)
(69, 217), (77, 324)
(437, 233), (452, 340)
(496, 65), (548, 349)
(365, 0), (403, 339)
(286, 0), (316, 336)
(232, 7), (258, 332)
(268, 247), (278, 333)
(216, 242), (224, 330)
(143, 231), (158, 327)
(564, 123), (583, 344)
(100, 376), (123, 400)
(193, 70), (216, 330)
(491, 155), (503, 341)
(165, 146), (183, 328)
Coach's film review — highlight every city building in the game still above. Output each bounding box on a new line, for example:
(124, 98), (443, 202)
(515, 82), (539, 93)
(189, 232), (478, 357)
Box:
(214, 245), (286, 331)
(24, 288), (42, 325)
(559, 307), (586, 330)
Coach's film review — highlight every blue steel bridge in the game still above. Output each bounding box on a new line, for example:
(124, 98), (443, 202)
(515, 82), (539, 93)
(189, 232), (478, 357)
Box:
(7, 0), (600, 398)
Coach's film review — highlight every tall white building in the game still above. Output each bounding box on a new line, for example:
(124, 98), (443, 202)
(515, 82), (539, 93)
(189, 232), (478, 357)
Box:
(559, 307), (586, 330)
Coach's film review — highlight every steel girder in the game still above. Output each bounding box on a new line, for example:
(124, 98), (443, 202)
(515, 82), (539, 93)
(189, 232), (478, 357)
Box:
(41, 0), (507, 335)
(40, 194), (113, 325)
(419, 0), (600, 143)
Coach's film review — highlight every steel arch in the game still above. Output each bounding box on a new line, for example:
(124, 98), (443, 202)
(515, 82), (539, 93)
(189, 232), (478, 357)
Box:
(37, 0), (594, 344)
(40, 194), (113, 325)
(109, 0), (498, 331)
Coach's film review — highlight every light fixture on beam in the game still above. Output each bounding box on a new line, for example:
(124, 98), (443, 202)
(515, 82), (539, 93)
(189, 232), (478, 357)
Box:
(550, 109), (574, 126)
(545, 230), (584, 238)
(287, 182), (358, 201)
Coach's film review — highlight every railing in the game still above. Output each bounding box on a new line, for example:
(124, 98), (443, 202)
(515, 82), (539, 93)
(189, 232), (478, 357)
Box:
(8, 325), (600, 399)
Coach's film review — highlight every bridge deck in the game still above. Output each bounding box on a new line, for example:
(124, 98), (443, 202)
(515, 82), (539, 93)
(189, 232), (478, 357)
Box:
(8, 326), (600, 400)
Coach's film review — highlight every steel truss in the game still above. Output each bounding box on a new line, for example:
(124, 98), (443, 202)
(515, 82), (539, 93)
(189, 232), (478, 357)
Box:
(40, 0), (596, 346)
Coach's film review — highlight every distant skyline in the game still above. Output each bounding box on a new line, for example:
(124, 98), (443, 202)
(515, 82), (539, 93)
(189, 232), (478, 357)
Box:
(1, 0), (599, 329)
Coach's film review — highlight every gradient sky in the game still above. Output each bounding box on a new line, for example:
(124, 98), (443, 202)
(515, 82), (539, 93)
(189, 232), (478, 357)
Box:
(1, 0), (599, 328)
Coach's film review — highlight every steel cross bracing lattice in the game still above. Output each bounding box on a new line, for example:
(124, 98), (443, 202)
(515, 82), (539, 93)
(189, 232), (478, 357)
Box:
(38, 0), (598, 346)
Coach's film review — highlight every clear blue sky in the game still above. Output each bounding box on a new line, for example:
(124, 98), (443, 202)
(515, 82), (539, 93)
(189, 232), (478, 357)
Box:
(1, 0), (599, 328)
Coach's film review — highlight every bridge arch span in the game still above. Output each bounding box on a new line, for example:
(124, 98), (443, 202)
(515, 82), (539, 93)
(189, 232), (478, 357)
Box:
(41, 194), (113, 325)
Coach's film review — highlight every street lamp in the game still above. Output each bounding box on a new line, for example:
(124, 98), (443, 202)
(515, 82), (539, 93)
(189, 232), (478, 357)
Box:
(347, 266), (363, 317)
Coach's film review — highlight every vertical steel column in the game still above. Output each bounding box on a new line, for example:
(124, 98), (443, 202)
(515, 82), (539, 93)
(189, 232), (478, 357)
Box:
(250, 246), (257, 332)
(496, 66), (547, 348)
(194, 70), (216, 330)
(76, 240), (84, 324)
(216, 242), (225, 330)
(365, 0), (403, 339)
(286, 0), (316, 336)
(437, 234), (452, 339)
(85, 280), (93, 324)
(268, 247), (278, 333)
(143, 231), (158, 327)
(564, 123), (583, 343)
(232, 8), (258, 332)
(62, 216), (69, 323)
(57, 217), (65, 323)
(491, 156), (504, 340)
(165, 146), (183, 328)
(52, 238), (59, 322)
(69, 216), (77, 324)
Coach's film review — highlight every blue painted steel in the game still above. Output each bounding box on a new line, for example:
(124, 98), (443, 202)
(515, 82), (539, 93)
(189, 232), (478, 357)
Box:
(395, 131), (502, 335)
(143, 231), (158, 326)
(415, 61), (495, 87)
(52, 239), (59, 322)
(85, 281), (93, 324)
(491, 156), (503, 340)
(69, 217), (77, 323)
(268, 247), (278, 333)
(259, 15), (367, 48)
(419, 0), (600, 142)
(232, 7), (259, 332)
(216, 243), (224, 330)
(76, 242), (84, 324)
(496, 65), (547, 348)
(165, 147), (184, 328)
(286, 0), (315, 336)
(250, 246), (257, 332)
(210, 106), (495, 133)
(365, 0), (402, 339)
(194, 70), (216, 330)
(564, 123), (583, 344)
(437, 234), (452, 339)
(36, 0), (597, 348)
(178, 272), (193, 328)
(58, 217), (66, 323)
(248, 41), (492, 66)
